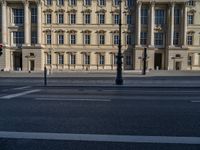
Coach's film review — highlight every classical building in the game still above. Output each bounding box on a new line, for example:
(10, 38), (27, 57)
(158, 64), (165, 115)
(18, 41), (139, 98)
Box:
(0, 0), (200, 71)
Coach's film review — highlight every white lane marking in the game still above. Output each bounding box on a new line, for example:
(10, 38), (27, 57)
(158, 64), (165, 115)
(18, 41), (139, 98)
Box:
(0, 89), (41, 99)
(0, 131), (199, 144)
(12, 86), (31, 90)
(2, 86), (31, 92)
(35, 97), (111, 102)
(191, 101), (200, 103)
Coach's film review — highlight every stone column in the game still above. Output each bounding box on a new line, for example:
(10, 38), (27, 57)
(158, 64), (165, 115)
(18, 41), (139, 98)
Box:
(150, 2), (155, 47)
(24, 0), (30, 46)
(137, 2), (142, 46)
(182, 4), (187, 46)
(170, 3), (175, 46)
(1, 0), (7, 45)
(37, 0), (42, 45)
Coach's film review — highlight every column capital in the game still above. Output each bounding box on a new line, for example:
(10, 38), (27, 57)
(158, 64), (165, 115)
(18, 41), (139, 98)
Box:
(137, 1), (142, 6)
(36, 0), (42, 5)
(0, 0), (6, 5)
(23, 0), (29, 5)
(169, 2), (175, 7)
(150, 1), (155, 7)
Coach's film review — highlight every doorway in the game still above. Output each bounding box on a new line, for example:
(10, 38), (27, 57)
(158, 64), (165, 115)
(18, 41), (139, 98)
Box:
(13, 52), (22, 71)
(154, 53), (162, 70)
(30, 60), (35, 71)
(175, 61), (181, 70)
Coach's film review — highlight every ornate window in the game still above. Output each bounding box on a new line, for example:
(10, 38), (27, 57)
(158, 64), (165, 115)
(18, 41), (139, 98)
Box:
(58, 54), (64, 64)
(188, 14), (194, 24)
(13, 9), (24, 25)
(69, 0), (77, 6)
(174, 8), (180, 25)
(154, 32), (164, 46)
(46, 13), (52, 24)
(31, 8), (37, 24)
(31, 31), (37, 44)
(141, 7), (148, 25)
(155, 9), (165, 25)
(140, 32), (147, 45)
(173, 32), (179, 45)
(58, 0), (64, 6)
(98, 0), (106, 6)
(84, 0), (91, 6)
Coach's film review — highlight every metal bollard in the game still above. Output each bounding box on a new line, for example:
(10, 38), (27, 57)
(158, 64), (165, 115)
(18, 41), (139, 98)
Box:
(44, 67), (47, 86)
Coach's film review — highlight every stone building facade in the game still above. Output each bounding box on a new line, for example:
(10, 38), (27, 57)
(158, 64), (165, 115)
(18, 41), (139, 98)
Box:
(0, 0), (200, 71)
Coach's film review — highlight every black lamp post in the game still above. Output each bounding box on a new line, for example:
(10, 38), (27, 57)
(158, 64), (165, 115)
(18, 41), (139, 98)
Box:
(115, 0), (123, 85)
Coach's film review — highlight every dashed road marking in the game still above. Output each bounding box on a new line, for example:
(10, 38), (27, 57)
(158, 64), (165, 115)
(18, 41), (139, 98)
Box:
(0, 131), (199, 144)
(0, 89), (41, 99)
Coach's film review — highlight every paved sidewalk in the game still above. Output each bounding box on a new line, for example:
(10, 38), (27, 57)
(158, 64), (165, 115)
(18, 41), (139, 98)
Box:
(1, 70), (200, 87)
(1, 70), (200, 78)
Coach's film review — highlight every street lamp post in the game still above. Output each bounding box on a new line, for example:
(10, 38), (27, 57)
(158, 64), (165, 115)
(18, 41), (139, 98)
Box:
(115, 0), (123, 85)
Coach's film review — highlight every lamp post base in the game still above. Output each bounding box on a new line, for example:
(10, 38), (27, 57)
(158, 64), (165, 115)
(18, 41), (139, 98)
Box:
(115, 78), (123, 85)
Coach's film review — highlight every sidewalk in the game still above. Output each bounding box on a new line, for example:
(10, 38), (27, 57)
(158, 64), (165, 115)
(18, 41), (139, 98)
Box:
(1, 70), (200, 78)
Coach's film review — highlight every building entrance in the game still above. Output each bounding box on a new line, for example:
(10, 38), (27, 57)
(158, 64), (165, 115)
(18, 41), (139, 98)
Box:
(175, 61), (181, 70)
(30, 60), (35, 71)
(154, 53), (162, 70)
(13, 52), (22, 71)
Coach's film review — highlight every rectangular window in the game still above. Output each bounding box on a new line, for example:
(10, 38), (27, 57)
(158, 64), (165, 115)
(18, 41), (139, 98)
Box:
(58, 0), (64, 5)
(70, 34), (76, 44)
(70, 54), (76, 64)
(47, 0), (52, 5)
(98, 0), (106, 6)
(31, 31), (37, 44)
(126, 55), (131, 65)
(31, 8), (37, 24)
(114, 14), (119, 24)
(127, 34), (132, 45)
(187, 35), (193, 45)
(141, 8), (148, 25)
(85, 14), (91, 24)
(174, 8), (180, 25)
(99, 34), (105, 45)
(173, 32), (179, 45)
(84, 54), (90, 65)
(13, 32), (24, 44)
(114, 35), (119, 45)
(99, 55), (105, 65)
(58, 14), (64, 24)
(84, 0), (91, 6)
(58, 34), (64, 44)
(188, 15), (193, 24)
(113, 0), (119, 6)
(58, 54), (64, 64)
(47, 54), (51, 64)
(154, 32), (164, 46)
(155, 9), (165, 25)
(127, 0), (133, 7)
(70, 14), (76, 24)
(84, 34), (91, 45)
(13, 9), (24, 25)
(127, 15), (133, 25)
(46, 34), (51, 44)
(99, 14), (105, 24)
(140, 32), (147, 45)
(46, 14), (52, 24)
(70, 0), (77, 6)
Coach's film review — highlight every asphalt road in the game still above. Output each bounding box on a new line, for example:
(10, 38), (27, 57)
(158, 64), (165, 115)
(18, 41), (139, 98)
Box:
(0, 84), (200, 149)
